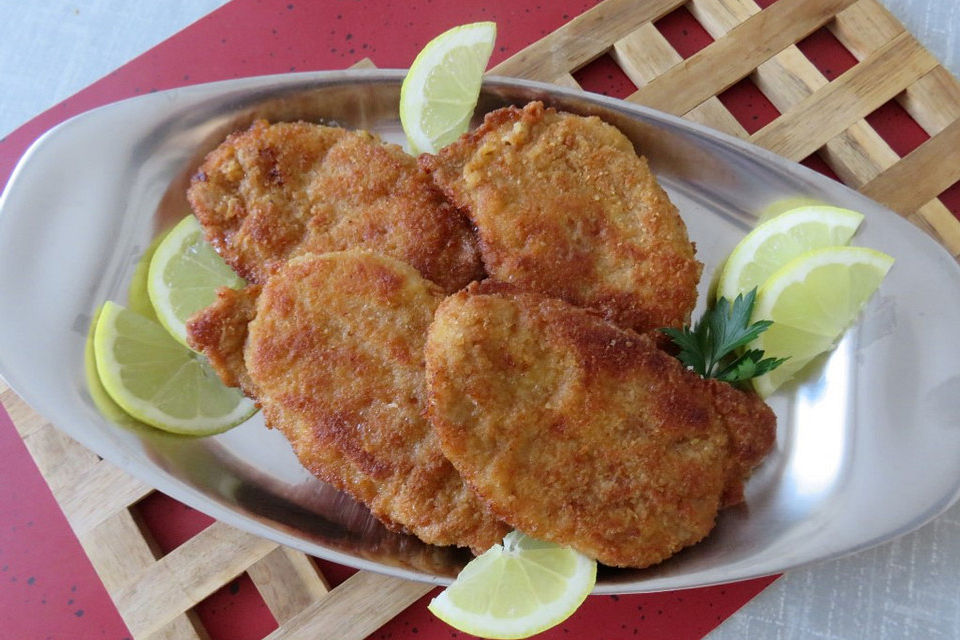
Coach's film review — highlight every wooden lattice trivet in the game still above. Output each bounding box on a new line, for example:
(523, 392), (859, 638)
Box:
(4, 0), (960, 638)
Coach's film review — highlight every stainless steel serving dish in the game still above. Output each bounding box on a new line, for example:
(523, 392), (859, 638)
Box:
(1, 69), (959, 592)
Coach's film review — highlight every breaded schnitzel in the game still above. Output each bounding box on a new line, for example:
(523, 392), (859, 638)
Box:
(420, 101), (702, 333)
(187, 250), (508, 552)
(424, 282), (775, 568)
(188, 120), (484, 292)
(187, 284), (260, 397)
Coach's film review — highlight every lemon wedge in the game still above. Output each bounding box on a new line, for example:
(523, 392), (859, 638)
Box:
(749, 246), (893, 396)
(93, 301), (256, 435)
(147, 214), (244, 347)
(428, 531), (596, 639)
(717, 205), (864, 301)
(400, 21), (497, 154)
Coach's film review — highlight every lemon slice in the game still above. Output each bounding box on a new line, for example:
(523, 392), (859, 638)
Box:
(148, 214), (244, 347)
(749, 246), (893, 396)
(86, 305), (147, 428)
(400, 21), (497, 154)
(717, 205), (864, 301)
(93, 301), (256, 435)
(428, 531), (596, 639)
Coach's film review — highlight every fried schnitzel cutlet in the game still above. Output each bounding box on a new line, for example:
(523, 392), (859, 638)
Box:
(420, 101), (702, 333)
(188, 284), (260, 397)
(187, 250), (508, 552)
(184, 106), (772, 566)
(424, 282), (775, 568)
(188, 120), (484, 292)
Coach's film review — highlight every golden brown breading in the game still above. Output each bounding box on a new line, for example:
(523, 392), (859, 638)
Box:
(188, 120), (483, 292)
(708, 377), (777, 507)
(420, 101), (702, 333)
(424, 282), (775, 568)
(186, 284), (260, 397)
(187, 250), (507, 553)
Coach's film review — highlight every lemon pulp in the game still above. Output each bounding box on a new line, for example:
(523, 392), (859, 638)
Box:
(400, 21), (497, 154)
(93, 301), (255, 435)
(717, 205), (863, 301)
(147, 214), (244, 347)
(428, 531), (596, 639)
(749, 246), (894, 396)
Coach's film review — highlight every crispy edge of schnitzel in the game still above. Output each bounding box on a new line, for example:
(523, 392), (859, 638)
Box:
(187, 251), (507, 553)
(186, 284), (261, 399)
(188, 119), (484, 292)
(420, 101), (702, 333)
(424, 281), (775, 567)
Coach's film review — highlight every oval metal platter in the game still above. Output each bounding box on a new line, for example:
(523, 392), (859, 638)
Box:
(1, 70), (959, 593)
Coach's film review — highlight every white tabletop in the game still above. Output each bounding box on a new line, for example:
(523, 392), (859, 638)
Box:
(1, 2), (957, 639)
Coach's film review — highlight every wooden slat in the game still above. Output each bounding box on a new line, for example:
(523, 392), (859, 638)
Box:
(0, 391), (207, 639)
(11, 403), (152, 536)
(691, 0), (958, 256)
(114, 522), (278, 638)
(612, 23), (747, 137)
(549, 72), (583, 89)
(613, 23), (681, 85)
(829, 0), (903, 57)
(1, 387), (48, 438)
(815, 120), (899, 187)
(490, 0), (685, 81)
(909, 200), (960, 259)
(80, 509), (160, 591)
(248, 547), (330, 625)
(899, 65), (960, 134)
(60, 460), (153, 536)
(749, 31), (938, 160)
(752, 46), (829, 106)
(691, 0), (902, 188)
(831, 1), (960, 135)
(20, 422), (101, 493)
(350, 57), (376, 70)
(147, 616), (211, 640)
(263, 571), (434, 640)
(859, 117), (960, 214)
(627, 0), (857, 114)
(79, 509), (211, 640)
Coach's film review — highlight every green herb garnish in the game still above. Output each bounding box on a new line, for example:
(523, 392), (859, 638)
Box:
(660, 288), (787, 383)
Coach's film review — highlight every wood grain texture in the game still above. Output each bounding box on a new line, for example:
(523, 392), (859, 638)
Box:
(114, 521), (278, 638)
(248, 547), (331, 625)
(550, 72), (583, 89)
(749, 31), (938, 160)
(20, 421), (101, 491)
(900, 66), (960, 134)
(490, 0), (685, 81)
(627, 0), (859, 114)
(59, 460), (153, 536)
(80, 509), (210, 640)
(612, 23), (747, 137)
(830, 0), (904, 57)
(860, 117), (960, 213)
(689, 0), (959, 260)
(910, 200), (960, 258)
(691, 0), (902, 188)
(262, 572), (434, 640)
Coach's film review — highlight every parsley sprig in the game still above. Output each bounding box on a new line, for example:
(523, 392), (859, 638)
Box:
(660, 288), (787, 384)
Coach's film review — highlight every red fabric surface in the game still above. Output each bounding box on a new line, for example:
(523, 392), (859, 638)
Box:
(9, 0), (947, 637)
